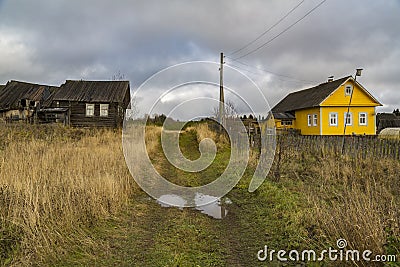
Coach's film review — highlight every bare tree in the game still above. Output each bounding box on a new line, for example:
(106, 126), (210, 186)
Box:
(112, 70), (126, 81)
(212, 100), (238, 119)
(125, 95), (139, 120)
(111, 71), (138, 120)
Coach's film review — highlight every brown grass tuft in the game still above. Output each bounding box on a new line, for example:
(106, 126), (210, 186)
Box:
(274, 142), (400, 265)
(0, 124), (135, 265)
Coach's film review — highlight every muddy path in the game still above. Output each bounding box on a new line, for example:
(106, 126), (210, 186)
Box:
(53, 129), (307, 266)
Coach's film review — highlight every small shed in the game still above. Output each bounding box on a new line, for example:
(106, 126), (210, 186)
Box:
(49, 80), (131, 127)
(378, 128), (400, 140)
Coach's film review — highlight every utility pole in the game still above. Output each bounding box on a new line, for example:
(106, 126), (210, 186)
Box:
(341, 68), (363, 154)
(218, 52), (225, 129)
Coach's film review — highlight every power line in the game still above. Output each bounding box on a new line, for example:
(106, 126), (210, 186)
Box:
(227, 63), (264, 76)
(228, 0), (304, 56)
(228, 63), (314, 86)
(229, 65), (319, 87)
(226, 57), (318, 83)
(232, 0), (328, 61)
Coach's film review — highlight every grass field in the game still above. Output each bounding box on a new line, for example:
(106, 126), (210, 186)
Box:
(0, 123), (399, 266)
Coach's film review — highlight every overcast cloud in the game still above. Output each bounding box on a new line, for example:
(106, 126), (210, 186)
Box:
(0, 0), (399, 117)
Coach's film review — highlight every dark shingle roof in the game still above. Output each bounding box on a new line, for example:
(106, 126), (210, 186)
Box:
(52, 80), (130, 103)
(41, 86), (61, 108)
(0, 80), (53, 110)
(377, 113), (399, 121)
(272, 112), (295, 120)
(272, 76), (351, 112)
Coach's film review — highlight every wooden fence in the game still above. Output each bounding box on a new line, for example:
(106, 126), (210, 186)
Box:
(275, 135), (400, 161)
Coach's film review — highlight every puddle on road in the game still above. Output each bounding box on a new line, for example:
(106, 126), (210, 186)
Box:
(157, 194), (187, 208)
(156, 193), (232, 219)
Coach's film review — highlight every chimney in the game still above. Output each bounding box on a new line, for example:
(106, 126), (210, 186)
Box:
(327, 76), (334, 82)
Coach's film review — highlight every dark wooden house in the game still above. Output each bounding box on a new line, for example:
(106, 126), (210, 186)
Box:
(47, 80), (131, 127)
(0, 80), (56, 123)
(377, 113), (400, 133)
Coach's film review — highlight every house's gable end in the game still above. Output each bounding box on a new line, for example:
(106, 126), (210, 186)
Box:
(319, 77), (351, 106)
(321, 77), (382, 107)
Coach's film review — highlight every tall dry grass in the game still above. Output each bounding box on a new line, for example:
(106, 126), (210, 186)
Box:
(310, 156), (400, 260)
(194, 123), (229, 148)
(0, 124), (135, 266)
(274, 143), (400, 265)
(145, 125), (162, 155)
(193, 123), (216, 143)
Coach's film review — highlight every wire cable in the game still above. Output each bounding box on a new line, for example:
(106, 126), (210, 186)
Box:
(228, 0), (305, 56)
(232, 0), (328, 60)
(226, 57), (318, 83)
(228, 63), (314, 86)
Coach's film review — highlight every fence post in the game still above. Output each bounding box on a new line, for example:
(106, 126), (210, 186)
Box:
(397, 140), (400, 161)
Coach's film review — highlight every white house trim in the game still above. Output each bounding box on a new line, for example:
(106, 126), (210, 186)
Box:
(319, 108), (323, 135)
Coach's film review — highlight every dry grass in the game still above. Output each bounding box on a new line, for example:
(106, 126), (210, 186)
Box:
(274, 145), (400, 265)
(145, 125), (162, 155)
(193, 123), (229, 148)
(310, 156), (400, 258)
(0, 124), (135, 266)
(193, 124), (216, 143)
(1, 123), (398, 266)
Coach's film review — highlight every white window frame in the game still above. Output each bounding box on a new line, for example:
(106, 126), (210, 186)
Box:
(345, 85), (353, 96)
(344, 112), (353, 126)
(86, 103), (94, 117)
(313, 114), (318, 126)
(307, 114), (312, 126)
(329, 112), (338, 126)
(100, 104), (109, 117)
(359, 112), (367, 126)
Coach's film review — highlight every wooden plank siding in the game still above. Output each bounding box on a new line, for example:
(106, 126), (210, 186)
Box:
(48, 80), (131, 128)
(55, 101), (124, 128)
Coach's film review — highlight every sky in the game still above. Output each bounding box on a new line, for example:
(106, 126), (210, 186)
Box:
(0, 0), (399, 118)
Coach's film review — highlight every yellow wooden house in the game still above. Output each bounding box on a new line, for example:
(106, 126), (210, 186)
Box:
(271, 76), (382, 135)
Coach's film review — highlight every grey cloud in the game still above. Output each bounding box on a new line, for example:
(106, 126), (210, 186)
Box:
(0, 0), (399, 116)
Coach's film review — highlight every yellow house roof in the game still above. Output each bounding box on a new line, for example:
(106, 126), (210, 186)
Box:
(272, 76), (382, 113)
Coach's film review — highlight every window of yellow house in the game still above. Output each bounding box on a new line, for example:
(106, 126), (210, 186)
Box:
(345, 85), (353, 96)
(307, 115), (312, 126)
(344, 112), (353, 126)
(359, 112), (367, 126)
(329, 112), (338, 126)
(313, 114), (318, 126)
(282, 120), (293, 126)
